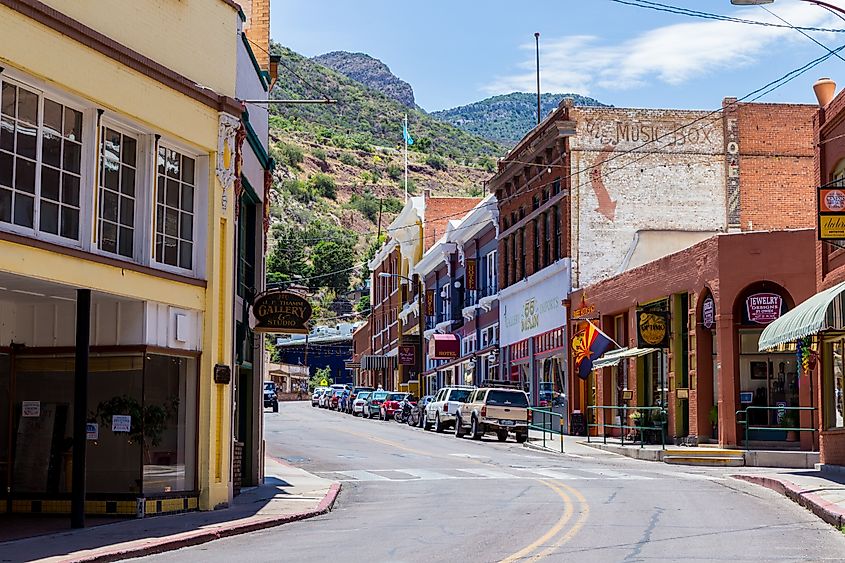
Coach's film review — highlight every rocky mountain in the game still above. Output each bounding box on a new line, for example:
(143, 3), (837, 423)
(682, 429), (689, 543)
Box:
(312, 51), (417, 109)
(432, 92), (609, 146)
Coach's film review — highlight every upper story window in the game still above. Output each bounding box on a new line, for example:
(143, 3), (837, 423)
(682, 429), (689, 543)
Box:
(1, 81), (82, 239)
(98, 126), (137, 257)
(553, 205), (562, 261)
(485, 250), (497, 293)
(552, 179), (561, 196)
(533, 220), (540, 274)
(155, 146), (195, 270)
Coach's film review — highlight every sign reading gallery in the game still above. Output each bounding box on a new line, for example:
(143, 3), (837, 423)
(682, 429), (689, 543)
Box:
(251, 290), (313, 334)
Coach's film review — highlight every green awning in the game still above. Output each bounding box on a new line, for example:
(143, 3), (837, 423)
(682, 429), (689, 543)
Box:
(592, 347), (658, 370)
(759, 280), (845, 351)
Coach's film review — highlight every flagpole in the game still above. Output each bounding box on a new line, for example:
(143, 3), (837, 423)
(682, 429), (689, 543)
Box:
(404, 113), (408, 202)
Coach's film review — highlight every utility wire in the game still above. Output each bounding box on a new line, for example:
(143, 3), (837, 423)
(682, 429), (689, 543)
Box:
(759, 4), (845, 64)
(607, 0), (845, 33)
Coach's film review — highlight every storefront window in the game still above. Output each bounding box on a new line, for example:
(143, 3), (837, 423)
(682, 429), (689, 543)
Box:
(831, 341), (845, 429)
(0, 353), (9, 496)
(142, 355), (197, 494)
(739, 330), (799, 427)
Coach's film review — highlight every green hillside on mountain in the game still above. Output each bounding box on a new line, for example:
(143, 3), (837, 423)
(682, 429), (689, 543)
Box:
(269, 44), (505, 162)
(432, 92), (609, 146)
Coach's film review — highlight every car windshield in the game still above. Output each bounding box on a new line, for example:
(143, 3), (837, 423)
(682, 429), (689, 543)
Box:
(486, 390), (529, 407)
(386, 393), (406, 401)
(357, 392), (371, 400)
(371, 392), (388, 400)
(263, 383), (274, 391)
(449, 389), (472, 403)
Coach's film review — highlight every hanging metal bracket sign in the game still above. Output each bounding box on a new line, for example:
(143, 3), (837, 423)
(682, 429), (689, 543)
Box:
(251, 290), (312, 334)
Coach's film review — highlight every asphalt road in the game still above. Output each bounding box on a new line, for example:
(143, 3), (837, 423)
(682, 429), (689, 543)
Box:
(136, 401), (845, 562)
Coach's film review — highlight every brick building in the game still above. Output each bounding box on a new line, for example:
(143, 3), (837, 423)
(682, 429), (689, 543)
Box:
(569, 229), (817, 449)
(363, 191), (479, 392)
(760, 79), (845, 468)
(490, 97), (816, 410)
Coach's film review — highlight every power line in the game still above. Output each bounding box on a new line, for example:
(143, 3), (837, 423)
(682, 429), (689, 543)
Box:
(607, 0), (845, 33)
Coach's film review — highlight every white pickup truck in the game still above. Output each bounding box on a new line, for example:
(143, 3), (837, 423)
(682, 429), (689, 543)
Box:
(454, 387), (529, 442)
(423, 386), (475, 432)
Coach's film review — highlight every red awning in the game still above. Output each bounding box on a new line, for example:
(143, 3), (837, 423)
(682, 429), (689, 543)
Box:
(429, 333), (460, 359)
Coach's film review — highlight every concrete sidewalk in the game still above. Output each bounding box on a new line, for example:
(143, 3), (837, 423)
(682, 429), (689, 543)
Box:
(0, 457), (340, 563)
(733, 468), (845, 529)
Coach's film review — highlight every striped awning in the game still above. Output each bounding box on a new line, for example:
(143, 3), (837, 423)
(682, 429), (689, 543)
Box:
(592, 347), (658, 370)
(361, 355), (393, 370)
(759, 280), (845, 350)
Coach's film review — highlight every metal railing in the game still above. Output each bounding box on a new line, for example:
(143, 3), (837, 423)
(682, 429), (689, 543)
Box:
(735, 406), (817, 450)
(528, 406), (566, 453)
(586, 405), (667, 449)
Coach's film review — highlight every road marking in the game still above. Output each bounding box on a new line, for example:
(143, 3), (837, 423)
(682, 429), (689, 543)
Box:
(335, 470), (392, 481)
(454, 467), (520, 480)
(400, 468), (456, 480)
(530, 480), (591, 560)
(500, 479), (574, 563)
(585, 468), (650, 480)
(448, 453), (489, 459)
(524, 468), (584, 480)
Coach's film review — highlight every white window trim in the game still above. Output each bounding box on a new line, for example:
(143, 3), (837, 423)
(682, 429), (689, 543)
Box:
(0, 72), (93, 249)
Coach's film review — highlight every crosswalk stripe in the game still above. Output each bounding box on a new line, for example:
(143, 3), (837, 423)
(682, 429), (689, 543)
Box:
(454, 467), (522, 480)
(335, 470), (392, 481)
(587, 468), (650, 480)
(399, 469), (456, 480)
(523, 468), (583, 480)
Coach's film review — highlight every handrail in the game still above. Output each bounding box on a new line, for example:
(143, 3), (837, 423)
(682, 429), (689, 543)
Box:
(735, 405), (817, 450)
(586, 405), (666, 449)
(527, 406), (565, 453)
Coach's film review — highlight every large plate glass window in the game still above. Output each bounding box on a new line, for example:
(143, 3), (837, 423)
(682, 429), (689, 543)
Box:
(98, 126), (137, 257)
(0, 81), (82, 239)
(155, 146), (195, 270)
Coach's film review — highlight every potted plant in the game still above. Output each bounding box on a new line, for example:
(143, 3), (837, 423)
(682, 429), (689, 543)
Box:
(781, 411), (799, 442)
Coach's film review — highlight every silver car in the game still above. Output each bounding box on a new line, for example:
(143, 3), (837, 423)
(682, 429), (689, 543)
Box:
(352, 391), (372, 416)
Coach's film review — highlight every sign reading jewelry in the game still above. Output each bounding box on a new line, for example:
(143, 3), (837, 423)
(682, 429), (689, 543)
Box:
(251, 291), (312, 334)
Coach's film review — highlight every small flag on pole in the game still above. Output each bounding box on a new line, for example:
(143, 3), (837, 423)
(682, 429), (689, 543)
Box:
(403, 121), (414, 146)
(572, 321), (616, 380)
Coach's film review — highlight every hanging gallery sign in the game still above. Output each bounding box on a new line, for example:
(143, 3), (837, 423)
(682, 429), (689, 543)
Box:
(251, 290), (312, 334)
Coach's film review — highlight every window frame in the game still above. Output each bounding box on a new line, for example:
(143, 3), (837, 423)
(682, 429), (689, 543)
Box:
(0, 73), (93, 248)
(153, 141), (200, 274)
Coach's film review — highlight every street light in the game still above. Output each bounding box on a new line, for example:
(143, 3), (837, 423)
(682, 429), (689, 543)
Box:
(378, 272), (426, 395)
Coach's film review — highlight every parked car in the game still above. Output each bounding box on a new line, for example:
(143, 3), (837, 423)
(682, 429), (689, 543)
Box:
(346, 386), (375, 413)
(454, 387), (529, 442)
(363, 390), (389, 419)
(424, 386), (475, 432)
(338, 389), (351, 412)
(263, 381), (279, 412)
(409, 395), (434, 427)
(319, 389), (333, 408)
(380, 392), (410, 420)
(352, 391), (372, 416)
(311, 387), (328, 407)
(329, 388), (345, 410)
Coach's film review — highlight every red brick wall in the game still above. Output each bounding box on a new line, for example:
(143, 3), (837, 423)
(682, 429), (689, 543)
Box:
(736, 103), (816, 231)
(423, 195), (480, 251)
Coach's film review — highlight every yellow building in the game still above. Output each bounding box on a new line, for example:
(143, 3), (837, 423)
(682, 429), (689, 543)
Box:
(0, 0), (253, 519)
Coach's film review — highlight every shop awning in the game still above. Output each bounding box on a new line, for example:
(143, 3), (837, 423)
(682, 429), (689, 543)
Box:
(592, 347), (658, 370)
(759, 280), (845, 350)
(361, 355), (393, 370)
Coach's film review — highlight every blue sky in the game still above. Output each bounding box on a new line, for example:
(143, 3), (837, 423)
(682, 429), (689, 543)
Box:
(272, 0), (845, 112)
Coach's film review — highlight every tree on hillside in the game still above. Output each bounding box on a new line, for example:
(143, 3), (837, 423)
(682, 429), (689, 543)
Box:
(309, 239), (356, 292)
(266, 224), (310, 285)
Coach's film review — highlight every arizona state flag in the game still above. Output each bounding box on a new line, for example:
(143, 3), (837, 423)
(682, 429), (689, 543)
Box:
(572, 321), (615, 380)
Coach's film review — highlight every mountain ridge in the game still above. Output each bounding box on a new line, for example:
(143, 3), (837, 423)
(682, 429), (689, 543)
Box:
(312, 51), (417, 109)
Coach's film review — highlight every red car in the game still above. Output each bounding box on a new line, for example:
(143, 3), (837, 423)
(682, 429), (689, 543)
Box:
(329, 388), (344, 410)
(379, 392), (410, 420)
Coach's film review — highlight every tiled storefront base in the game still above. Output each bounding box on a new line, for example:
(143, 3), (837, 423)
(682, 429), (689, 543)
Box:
(9, 495), (199, 517)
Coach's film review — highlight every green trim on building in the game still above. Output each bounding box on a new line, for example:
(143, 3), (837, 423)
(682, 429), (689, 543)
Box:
(241, 32), (269, 91)
(241, 110), (273, 171)
(241, 174), (261, 204)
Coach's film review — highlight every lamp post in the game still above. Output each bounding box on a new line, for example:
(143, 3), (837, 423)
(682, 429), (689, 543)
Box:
(378, 272), (426, 396)
(730, 0), (845, 18)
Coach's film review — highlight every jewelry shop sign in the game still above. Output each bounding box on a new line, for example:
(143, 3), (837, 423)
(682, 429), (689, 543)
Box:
(251, 290), (312, 334)
(819, 187), (845, 240)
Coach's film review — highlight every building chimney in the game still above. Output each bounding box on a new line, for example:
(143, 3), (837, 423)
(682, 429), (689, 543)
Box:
(243, 0), (270, 69)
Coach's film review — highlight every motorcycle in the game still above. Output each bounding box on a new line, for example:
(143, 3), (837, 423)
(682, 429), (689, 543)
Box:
(394, 399), (413, 424)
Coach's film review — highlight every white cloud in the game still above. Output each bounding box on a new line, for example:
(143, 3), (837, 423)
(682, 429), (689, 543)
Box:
(483, 1), (841, 96)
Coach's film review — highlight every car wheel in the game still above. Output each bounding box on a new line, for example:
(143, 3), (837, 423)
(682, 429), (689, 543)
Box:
(418, 413), (426, 428)
(273, 402), (279, 413)
(496, 430), (508, 442)
(515, 433), (528, 443)
(434, 413), (443, 433)
(423, 414), (432, 431)
(455, 416), (465, 438)
(471, 417), (481, 440)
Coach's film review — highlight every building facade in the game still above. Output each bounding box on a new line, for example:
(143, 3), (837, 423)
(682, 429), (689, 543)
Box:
(569, 230), (817, 449)
(0, 0), (251, 518)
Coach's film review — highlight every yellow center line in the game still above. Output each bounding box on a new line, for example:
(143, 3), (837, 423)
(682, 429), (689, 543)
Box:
(529, 480), (591, 560)
(500, 479), (574, 563)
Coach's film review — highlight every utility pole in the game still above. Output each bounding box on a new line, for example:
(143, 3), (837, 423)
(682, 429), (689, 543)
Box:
(535, 32), (541, 125)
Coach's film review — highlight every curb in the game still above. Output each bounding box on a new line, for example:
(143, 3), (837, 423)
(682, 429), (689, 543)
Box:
(731, 474), (844, 529)
(51, 482), (342, 563)
(523, 440), (566, 455)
